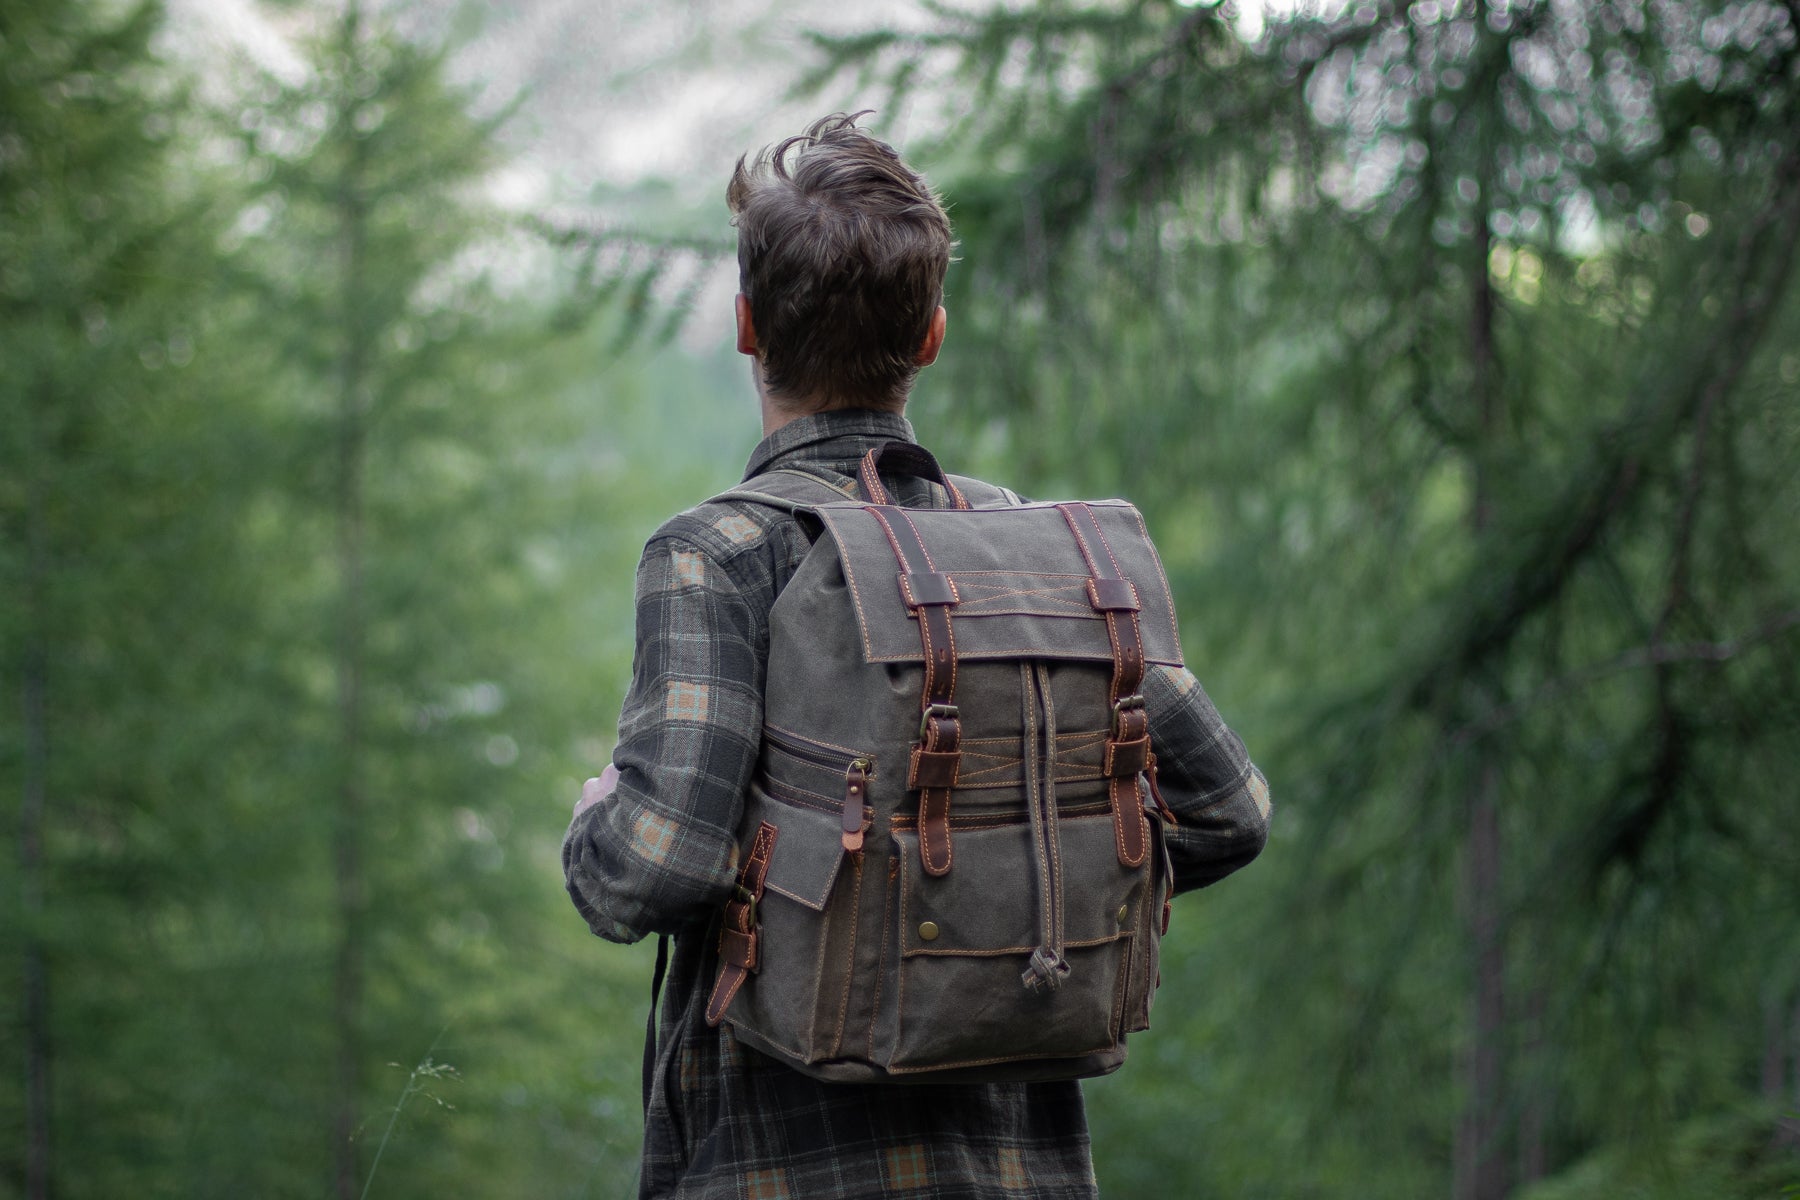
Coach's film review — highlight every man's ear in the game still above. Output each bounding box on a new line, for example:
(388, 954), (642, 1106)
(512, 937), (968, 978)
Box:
(735, 294), (758, 356)
(914, 305), (947, 366)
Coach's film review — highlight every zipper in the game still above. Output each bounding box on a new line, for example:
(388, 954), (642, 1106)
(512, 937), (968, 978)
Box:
(764, 725), (870, 770)
(842, 759), (873, 852)
(762, 726), (875, 855)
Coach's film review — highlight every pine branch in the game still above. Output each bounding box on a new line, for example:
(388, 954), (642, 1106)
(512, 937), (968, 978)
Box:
(1450, 607), (1800, 746)
(1405, 131), (1800, 711)
(521, 213), (733, 259)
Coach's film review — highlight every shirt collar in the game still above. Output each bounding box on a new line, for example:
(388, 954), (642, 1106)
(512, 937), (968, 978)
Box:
(742, 408), (917, 480)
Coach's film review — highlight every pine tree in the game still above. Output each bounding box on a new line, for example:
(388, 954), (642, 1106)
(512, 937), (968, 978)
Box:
(794, 1), (1800, 1193)
(0, 2), (264, 1194)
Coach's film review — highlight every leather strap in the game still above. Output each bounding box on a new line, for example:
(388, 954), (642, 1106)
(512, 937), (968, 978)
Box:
(641, 934), (669, 1113)
(705, 821), (778, 1026)
(856, 443), (972, 510)
(867, 503), (961, 877)
(1057, 503), (1151, 869)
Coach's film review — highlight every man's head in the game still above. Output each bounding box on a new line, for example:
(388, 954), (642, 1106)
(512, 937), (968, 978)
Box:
(728, 112), (953, 417)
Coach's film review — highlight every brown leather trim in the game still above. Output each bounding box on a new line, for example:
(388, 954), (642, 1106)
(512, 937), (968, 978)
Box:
(899, 570), (959, 607)
(705, 821), (779, 1027)
(858, 451), (893, 506)
(1058, 503), (1151, 868)
(1103, 735), (1152, 779)
(856, 443), (973, 510)
(718, 927), (757, 970)
(1085, 577), (1141, 612)
(908, 746), (961, 789)
(868, 503), (962, 877)
(842, 760), (870, 852)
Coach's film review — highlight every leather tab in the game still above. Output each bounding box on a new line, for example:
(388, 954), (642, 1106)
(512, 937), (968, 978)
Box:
(868, 503), (965, 878)
(1061, 500), (1156, 870)
(857, 442), (973, 510)
(705, 821), (779, 1027)
(1147, 757), (1178, 825)
(1103, 735), (1152, 779)
(1086, 577), (1141, 612)
(842, 761), (870, 853)
(718, 927), (758, 970)
(1110, 778), (1149, 868)
(909, 746), (960, 790)
(899, 570), (959, 608)
(919, 786), (953, 876)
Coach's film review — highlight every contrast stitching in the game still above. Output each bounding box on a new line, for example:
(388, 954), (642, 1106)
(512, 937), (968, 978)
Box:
(825, 512), (880, 660)
(1131, 506), (1183, 657)
(831, 854), (862, 1058)
(867, 855), (896, 1062)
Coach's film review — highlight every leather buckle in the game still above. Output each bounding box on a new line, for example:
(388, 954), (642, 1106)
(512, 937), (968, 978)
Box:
(732, 883), (759, 928)
(1111, 694), (1145, 737)
(919, 703), (960, 740)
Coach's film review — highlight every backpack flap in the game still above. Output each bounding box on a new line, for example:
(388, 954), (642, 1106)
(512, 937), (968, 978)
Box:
(757, 788), (851, 911)
(810, 500), (1184, 667)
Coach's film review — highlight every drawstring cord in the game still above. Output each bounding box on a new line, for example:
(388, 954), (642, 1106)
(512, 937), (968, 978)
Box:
(1022, 663), (1071, 993)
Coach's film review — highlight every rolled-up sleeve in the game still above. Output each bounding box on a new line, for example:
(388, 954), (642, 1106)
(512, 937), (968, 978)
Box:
(1145, 663), (1273, 894)
(562, 532), (765, 942)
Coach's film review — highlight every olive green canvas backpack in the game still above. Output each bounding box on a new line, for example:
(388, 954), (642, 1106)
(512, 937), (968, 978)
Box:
(703, 442), (1185, 1083)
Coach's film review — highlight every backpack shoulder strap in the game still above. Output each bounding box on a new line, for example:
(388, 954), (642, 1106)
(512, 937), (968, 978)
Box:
(945, 473), (1023, 508)
(716, 466), (1023, 511)
(710, 467), (857, 513)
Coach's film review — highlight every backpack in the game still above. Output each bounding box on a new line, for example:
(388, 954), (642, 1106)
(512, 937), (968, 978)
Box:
(703, 442), (1184, 1083)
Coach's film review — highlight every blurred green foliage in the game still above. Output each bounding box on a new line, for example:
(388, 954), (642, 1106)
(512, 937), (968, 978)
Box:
(2, 0), (1798, 1198)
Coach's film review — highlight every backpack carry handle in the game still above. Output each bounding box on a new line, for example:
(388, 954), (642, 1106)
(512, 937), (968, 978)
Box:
(858, 442), (972, 510)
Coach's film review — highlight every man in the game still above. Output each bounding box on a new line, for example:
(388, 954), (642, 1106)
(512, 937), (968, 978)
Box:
(563, 112), (1272, 1199)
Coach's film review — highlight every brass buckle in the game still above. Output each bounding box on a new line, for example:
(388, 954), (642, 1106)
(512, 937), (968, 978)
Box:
(918, 703), (960, 741)
(1111, 694), (1145, 737)
(732, 883), (759, 928)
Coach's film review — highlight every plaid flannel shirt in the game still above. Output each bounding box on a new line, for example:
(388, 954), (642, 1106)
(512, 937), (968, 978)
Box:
(563, 409), (1272, 1199)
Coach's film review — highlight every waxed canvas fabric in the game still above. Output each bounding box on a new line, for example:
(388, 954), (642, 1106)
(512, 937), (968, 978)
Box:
(712, 467), (1180, 1083)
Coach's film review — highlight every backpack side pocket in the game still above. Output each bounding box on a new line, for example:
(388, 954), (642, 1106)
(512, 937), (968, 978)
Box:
(722, 768), (869, 1065)
(1121, 807), (1171, 1034)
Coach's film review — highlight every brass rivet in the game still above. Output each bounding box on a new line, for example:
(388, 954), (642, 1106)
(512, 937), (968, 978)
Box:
(1116, 904), (1130, 926)
(918, 921), (940, 942)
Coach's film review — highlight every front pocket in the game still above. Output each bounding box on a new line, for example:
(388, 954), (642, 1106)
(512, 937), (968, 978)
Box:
(884, 809), (1150, 1073)
(726, 781), (863, 1064)
(761, 725), (876, 848)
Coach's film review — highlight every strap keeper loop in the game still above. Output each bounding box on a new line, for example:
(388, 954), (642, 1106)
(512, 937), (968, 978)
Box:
(1085, 577), (1140, 612)
(899, 570), (959, 608)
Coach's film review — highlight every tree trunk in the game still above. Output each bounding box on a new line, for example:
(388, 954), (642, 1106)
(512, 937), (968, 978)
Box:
(331, 11), (372, 1197)
(1455, 37), (1509, 1193)
(21, 450), (52, 1200)
(1791, 993), (1800, 1110)
(1517, 986), (1548, 1186)
(1763, 990), (1787, 1103)
(1458, 761), (1508, 1200)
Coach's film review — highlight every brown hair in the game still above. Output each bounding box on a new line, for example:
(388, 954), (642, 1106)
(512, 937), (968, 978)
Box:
(727, 112), (954, 412)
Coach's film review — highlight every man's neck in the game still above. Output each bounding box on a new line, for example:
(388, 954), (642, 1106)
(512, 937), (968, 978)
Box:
(760, 395), (804, 437)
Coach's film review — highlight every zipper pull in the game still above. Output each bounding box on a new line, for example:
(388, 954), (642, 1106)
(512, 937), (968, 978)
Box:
(1146, 756), (1177, 826)
(842, 759), (872, 852)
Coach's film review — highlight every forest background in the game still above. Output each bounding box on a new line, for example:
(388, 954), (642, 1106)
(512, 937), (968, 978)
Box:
(3, 0), (1799, 1197)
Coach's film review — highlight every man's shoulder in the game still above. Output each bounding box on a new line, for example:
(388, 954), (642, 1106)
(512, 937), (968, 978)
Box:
(644, 498), (784, 562)
(638, 472), (843, 578)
